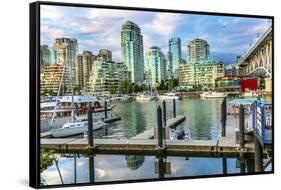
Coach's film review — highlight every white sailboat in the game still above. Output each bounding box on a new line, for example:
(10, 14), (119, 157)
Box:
(42, 62), (111, 137)
(50, 120), (106, 138)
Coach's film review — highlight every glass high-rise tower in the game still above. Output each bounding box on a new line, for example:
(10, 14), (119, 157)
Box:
(168, 38), (181, 79)
(40, 45), (51, 73)
(145, 46), (167, 87)
(188, 38), (210, 62)
(121, 21), (144, 83)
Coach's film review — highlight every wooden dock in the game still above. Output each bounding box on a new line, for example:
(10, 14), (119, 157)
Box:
(40, 114), (258, 157)
(40, 138), (255, 157)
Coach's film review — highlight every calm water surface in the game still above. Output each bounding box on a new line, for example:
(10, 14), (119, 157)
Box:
(40, 98), (272, 186)
(41, 153), (266, 185)
(105, 98), (222, 140)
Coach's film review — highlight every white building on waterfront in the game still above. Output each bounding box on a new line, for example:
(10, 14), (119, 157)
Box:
(75, 51), (94, 90)
(40, 64), (72, 94)
(179, 38), (225, 88)
(145, 46), (167, 87)
(179, 60), (225, 87)
(88, 60), (129, 94)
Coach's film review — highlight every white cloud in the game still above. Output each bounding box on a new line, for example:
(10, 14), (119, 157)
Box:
(145, 13), (184, 36)
(41, 5), (64, 20)
(245, 21), (268, 35)
(79, 25), (105, 34)
(142, 32), (154, 51)
(41, 25), (65, 40)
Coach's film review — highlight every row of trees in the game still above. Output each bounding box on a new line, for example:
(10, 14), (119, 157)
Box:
(109, 79), (179, 94)
(109, 80), (148, 94)
(41, 84), (82, 96)
(41, 79), (180, 96)
(158, 79), (179, 91)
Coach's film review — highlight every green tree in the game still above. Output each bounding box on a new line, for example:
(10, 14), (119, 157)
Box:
(49, 90), (55, 96)
(42, 89), (49, 96)
(109, 84), (116, 94)
(40, 149), (55, 173)
(73, 85), (81, 95)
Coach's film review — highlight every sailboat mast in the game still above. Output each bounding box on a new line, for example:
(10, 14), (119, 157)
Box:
(68, 58), (75, 122)
(50, 64), (66, 128)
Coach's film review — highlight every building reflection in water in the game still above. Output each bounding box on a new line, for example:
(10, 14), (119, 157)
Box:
(125, 155), (145, 170)
(40, 152), (260, 186)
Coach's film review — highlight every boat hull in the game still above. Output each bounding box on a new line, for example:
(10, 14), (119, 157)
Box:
(40, 111), (112, 132)
(200, 95), (227, 98)
(50, 122), (106, 138)
(157, 96), (180, 100)
(135, 97), (154, 101)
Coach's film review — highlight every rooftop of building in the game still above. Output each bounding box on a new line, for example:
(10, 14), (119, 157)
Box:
(188, 38), (208, 44)
(122, 20), (139, 27)
(185, 60), (224, 65)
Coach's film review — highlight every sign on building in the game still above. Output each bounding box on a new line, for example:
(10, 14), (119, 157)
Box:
(252, 100), (272, 146)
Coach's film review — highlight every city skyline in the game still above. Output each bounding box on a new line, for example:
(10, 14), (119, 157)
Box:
(41, 5), (271, 65)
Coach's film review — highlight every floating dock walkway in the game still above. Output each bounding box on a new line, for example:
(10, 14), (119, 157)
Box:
(41, 115), (257, 157)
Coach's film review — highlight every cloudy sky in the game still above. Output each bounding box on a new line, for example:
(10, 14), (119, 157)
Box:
(40, 5), (271, 65)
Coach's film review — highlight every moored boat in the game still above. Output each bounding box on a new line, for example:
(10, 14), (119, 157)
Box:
(200, 91), (227, 98)
(157, 92), (180, 100)
(50, 120), (106, 138)
(242, 91), (258, 98)
(40, 95), (113, 132)
(135, 94), (155, 101)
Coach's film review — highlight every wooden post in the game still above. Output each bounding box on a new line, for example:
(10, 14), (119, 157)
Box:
(223, 97), (227, 121)
(163, 100), (166, 127)
(88, 154), (94, 183)
(157, 106), (163, 148)
(221, 102), (226, 137)
(173, 98), (176, 118)
(74, 154), (77, 183)
(240, 154), (246, 174)
(104, 101), (108, 119)
(222, 157), (227, 175)
(87, 107), (93, 147)
(254, 135), (263, 172)
(239, 104), (245, 150)
(158, 157), (165, 179)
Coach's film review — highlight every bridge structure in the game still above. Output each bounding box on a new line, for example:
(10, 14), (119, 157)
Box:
(238, 26), (273, 92)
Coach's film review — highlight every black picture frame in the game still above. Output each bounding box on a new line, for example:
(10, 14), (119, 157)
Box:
(30, 1), (274, 189)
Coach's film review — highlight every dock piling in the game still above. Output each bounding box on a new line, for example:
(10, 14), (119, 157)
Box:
(157, 106), (163, 148)
(221, 102), (226, 137)
(158, 157), (165, 179)
(239, 154), (246, 174)
(223, 97), (227, 121)
(88, 154), (95, 183)
(254, 135), (263, 172)
(239, 104), (245, 150)
(87, 107), (94, 147)
(173, 98), (176, 118)
(222, 157), (227, 175)
(163, 100), (167, 127)
(104, 101), (108, 119)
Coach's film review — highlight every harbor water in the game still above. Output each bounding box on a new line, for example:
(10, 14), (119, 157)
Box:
(40, 97), (272, 186)
(99, 98), (223, 140)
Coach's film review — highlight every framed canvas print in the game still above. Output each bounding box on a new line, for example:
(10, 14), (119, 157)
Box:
(29, 1), (274, 188)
